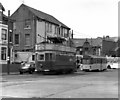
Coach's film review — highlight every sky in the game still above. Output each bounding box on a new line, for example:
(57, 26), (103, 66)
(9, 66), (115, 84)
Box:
(1, 0), (119, 38)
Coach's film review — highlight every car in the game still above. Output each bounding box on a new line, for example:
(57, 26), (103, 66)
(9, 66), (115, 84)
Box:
(107, 61), (113, 69)
(112, 63), (119, 69)
(19, 62), (35, 74)
(107, 62), (119, 69)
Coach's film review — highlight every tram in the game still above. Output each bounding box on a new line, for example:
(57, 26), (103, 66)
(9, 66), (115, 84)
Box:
(81, 55), (107, 71)
(35, 37), (76, 74)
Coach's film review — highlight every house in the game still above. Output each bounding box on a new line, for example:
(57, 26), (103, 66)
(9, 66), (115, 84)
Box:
(0, 3), (13, 65)
(72, 37), (103, 56)
(73, 36), (119, 57)
(10, 4), (72, 63)
(102, 36), (119, 57)
(0, 3), (8, 65)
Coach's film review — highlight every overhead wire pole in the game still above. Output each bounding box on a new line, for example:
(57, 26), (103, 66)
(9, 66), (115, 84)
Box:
(7, 10), (10, 75)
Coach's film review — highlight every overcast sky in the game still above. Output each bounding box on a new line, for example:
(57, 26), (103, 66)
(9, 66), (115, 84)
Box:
(1, 0), (119, 38)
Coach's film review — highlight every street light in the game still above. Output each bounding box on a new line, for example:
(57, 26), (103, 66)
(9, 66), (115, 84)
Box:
(7, 10), (10, 75)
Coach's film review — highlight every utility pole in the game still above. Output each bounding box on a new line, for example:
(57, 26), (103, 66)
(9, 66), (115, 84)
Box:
(71, 30), (73, 39)
(7, 10), (10, 75)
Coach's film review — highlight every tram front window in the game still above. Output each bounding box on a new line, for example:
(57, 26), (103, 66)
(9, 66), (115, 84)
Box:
(82, 59), (90, 64)
(38, 54), (44, 61)
(45, 53), (55, 61)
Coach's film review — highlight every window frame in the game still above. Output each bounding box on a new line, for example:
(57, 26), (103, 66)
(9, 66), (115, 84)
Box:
(1, 28), (7, 40)
(37, 53), (45, 61)
(24, 20), (31, 29)
(1, 47), (7, 60)
(25, 34), (30, 46)
(14, 34), (20, 45)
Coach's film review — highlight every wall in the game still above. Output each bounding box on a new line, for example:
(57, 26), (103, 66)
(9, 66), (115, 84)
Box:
(102, 39), (117, 56)
(1, 64), (21, 73)
(11, 5), (35, 51)
(0, 21), (8, 64)
(36, 20), (45, 43)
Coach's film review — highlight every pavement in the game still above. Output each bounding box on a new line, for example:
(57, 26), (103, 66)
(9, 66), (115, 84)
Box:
(0, 72), (19, 76)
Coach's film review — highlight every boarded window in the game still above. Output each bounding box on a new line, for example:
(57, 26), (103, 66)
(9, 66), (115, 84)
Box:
(25, 34), (30, 45)
(14, 34), (19, 45)
(25, 20), (31, 29)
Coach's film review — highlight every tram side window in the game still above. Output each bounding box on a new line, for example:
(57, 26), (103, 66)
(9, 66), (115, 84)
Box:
(32, 55), (35, 61)
(45, 53), (55, 61)
(38, 54), (44, 61)
(93, 58), (96, 64)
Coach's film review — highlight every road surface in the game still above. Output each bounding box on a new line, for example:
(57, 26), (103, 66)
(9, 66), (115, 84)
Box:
(1, 69), (119, 98)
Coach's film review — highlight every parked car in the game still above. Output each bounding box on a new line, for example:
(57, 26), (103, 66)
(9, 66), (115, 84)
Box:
(107, 61), (119, 69)
(112, 63), (119, 69)
(19, 62), (35, 74)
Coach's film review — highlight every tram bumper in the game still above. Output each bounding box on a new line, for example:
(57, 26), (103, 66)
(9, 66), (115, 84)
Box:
(82, 65), (91, 71)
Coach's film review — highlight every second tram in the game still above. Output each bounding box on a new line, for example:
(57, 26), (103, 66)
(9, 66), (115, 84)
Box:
(81, 55), (107, 71)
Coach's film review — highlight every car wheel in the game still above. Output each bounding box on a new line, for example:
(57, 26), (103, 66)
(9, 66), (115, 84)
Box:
(107, 65), (111, 69)
(29, 71), (33, 74)
(20, 71), (23, 74)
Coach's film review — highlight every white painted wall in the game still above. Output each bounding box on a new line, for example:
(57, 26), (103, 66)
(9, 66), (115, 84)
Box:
(13, 52), (35, 63)
(36, 20), (45, 44)
(0, 23), (8, 64)
(0, 24), (8, 44)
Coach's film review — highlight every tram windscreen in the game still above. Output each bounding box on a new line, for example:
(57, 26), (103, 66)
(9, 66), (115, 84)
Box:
(82, 59), (90, 64)
(45, 53), (55, 61)
(38, 54), (44, 61)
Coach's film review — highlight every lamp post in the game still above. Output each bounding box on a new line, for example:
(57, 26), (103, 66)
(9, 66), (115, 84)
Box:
(7, 10), (10, 75)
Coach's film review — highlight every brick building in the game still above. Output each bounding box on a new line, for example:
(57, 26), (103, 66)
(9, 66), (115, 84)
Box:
(10, 4), (72, 63)
(73, 37), (102, 56)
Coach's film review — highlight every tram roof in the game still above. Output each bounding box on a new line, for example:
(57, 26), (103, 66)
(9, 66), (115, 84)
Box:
(83, 55), (106, 59)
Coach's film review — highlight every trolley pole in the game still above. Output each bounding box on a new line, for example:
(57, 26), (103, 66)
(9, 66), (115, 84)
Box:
(7, 10), (10, 75)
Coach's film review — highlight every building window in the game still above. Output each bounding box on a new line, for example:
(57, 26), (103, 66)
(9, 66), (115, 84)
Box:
(57, 27), (60, 35)
(14, 34), (19, 45)
(49, 24), (52, 32)
(13, 22), (16, 30)
(25, 34), (30, 46)
(46, 22), (52, 33)
(1, 47), (7, 60)
(46, 22), (49, 32)
(55, 26), (57, 34)
(61, 28), (63, 37)
(64, 29), (68, 38)
(1, 29), (7, 40)
(24, 20), (31, 29)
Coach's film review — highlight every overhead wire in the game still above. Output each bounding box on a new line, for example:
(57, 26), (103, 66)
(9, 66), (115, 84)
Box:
(73, 30), (92, 38)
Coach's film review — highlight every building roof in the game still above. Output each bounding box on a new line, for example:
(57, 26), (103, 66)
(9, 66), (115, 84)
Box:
(72, 38), (103, 47)
(103, 37), (119, 42)
(0, 3), (5, 11)
(11, 4), (70, 29)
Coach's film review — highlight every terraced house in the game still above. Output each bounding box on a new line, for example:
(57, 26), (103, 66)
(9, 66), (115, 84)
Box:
(10, 4), (71, 63)
(0, 3), (13, 68)
(0, 3), (9, 66)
